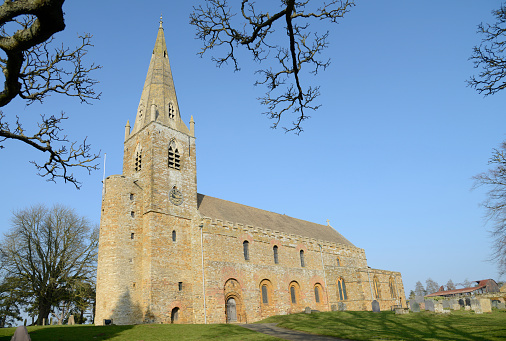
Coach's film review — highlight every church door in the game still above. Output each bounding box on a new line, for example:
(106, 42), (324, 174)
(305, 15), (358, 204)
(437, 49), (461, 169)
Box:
(226, 297), (237, 322)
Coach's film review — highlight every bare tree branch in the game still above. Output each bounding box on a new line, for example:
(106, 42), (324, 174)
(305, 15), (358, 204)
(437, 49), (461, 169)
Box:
(0, 0), (101, 188)
(469, 4), (506, 96)
(190, 0), (354, 133)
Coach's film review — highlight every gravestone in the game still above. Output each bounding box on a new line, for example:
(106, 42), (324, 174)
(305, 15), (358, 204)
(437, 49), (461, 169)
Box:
(338, 302), (346, 311)
(458, 299), (464, 307)
(434, 303), (443, 313)
(68, 315), (75, 325)
(104, 319), (112, 325)
(419, 301), (425, 310)
(470, 299), (480, 312)
(304, 307), (312, 314)
(372, 300), (380, 313)
(497, 302), (506, 310)
(395, 307), (409, 314)
(465, 305), (471, 311)
(10, 326), (31, 341)
(450, 299), (458, 306)
(452, 304), (460, 310)
(331, 304), (337, 311)
(410, 302), (420, 313)
(491, 300), (499, 309)
(442, 300), (450, 309)
(465, 298), (471, 306)
(42, 318), (46, 326)
(424, 300), (435, 312)
(480, 299), (492, 313)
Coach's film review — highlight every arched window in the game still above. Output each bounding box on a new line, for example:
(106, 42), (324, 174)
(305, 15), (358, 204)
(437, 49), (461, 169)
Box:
(373, 276), (381, 299)
(289, 281), (300, 305)
(134, 145), (142, 171)
(389, 277), (396, 299)
(170, 307), (179, 323)
(168, 102), (175, 119)
(314, 285), (321, 303)
(261, 285), (268, 304)
(300, 250), (305, 267)
(168, 142), (181, 170)
(172, 230), (176, 242)
(243, 241), (249, 261)
(273, 245), (279, 264)
(337, 278), (348, 301)
(336, 257), (341, 266)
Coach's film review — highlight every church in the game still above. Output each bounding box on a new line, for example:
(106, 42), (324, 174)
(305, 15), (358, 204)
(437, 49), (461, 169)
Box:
(95, 20), (406, 325)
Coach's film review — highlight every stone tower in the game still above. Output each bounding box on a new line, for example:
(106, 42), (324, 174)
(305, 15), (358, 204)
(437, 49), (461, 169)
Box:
(95, 18), (200, 325)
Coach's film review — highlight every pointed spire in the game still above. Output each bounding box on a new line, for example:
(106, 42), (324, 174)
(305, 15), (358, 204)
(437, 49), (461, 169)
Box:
(131, 18), (190, 135)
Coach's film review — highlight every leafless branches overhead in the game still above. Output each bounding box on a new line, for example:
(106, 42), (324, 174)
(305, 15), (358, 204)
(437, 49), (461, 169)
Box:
(0, 0), (101, 188)
(190, 0), (354, 133)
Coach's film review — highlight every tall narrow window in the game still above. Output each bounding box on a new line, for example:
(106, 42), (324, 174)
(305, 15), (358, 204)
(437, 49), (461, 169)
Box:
(273, 245), (279, 264)
(178, 282), (183, 291)
(290, 286), (296, 304)
(373, 276), (381, 299)
(336, 257), (341, 266)
(134, 145), (142, 171)
(168, 143), (181, 170)
(389, 277), (396, 299)
(172, 230), (176, 242)
(261, 285), (268, 304)
(168, 102), (175, 119)
(243, 241), (249, 261)
(314, 286), (320, 303)
(337, 278), (348, 301)
(300, 250), (305, 267)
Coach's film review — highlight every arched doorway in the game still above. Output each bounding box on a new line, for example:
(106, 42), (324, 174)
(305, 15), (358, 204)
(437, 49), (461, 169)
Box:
(226, 297), (237, 322)
(170, 307), (179, 323)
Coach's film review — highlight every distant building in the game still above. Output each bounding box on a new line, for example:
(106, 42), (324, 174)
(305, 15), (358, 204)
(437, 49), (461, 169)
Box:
(425, 279), (500, 298)
(94, 19), (406, 325)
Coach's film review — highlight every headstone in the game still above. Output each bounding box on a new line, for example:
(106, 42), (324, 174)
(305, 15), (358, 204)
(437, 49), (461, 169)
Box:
(424, 300), (435, 312)
(419, 301), (425, 310)
(470, 299), (480, 312)
(497, 302), (506, 310)
(434, 303), (443, 313)
(395, 307), (409, 314)
(331, 304), (337, 311)
(465, 305), (471, 311)
(458, 299), (464, 307)
(480, 299), (492, 313)
(104, 319), (112, 325)
(450, 299), (458, 306)
(304, 307), (312, 314)
(451, 304), (460, 310)
(465, 298), (471, 306)
(372, 300), (380, 313)
(10, 326), (31, 341)
(42, 318), (46, 326)
(442, 300), (450, 309)
(491, 300), (499, 309)
(338, 302), (346, 311)
(68, 315), (75, 325)
(410, 302), (420, 312)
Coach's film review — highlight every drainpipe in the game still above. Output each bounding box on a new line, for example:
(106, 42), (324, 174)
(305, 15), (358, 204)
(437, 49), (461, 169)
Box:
(367, 267), (374, 302)
(200, 223), (207, 324)
(318, 244), (330, 311)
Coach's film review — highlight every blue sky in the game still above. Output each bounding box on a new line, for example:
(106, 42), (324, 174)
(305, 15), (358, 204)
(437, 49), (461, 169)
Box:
(1, 0), (505, 296)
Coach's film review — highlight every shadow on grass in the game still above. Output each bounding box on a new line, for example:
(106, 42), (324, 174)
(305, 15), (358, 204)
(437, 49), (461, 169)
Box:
(0, 324), (134, 341)
(259, 310), (506, 341)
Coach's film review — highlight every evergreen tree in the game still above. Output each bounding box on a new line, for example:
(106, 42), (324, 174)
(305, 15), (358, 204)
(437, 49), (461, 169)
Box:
(425, 278), (440, 295)
(414, 281), (426, 297)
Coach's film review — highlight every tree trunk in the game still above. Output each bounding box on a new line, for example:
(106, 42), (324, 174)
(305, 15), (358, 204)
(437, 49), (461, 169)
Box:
(37, 303), (51, 325)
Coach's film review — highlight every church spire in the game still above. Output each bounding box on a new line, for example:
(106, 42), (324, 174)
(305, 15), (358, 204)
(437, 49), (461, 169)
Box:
(130, 17), (190, 136)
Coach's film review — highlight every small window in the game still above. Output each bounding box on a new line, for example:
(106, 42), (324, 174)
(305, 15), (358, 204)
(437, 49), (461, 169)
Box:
(338, 278), (347, 301)
(273, 245), (279, 264)
(131, 211), (135, 218)
(336, 257), (341, 266)
(168, 102), (175, 119)
(168, 143), (181, 170)
(172, 230), (176, 242)
(261, 285), (268, 304)
(130, 193), (134, 200)
(134, 146), (142, 171)
(373, 276), (381, 299)
(290, 286), (296, 304)
(300, 250), (305, 267)
(131, 233), (135, 240)
(243, 241), (249, 261)
(315, 286), (320, 303)
(178, 282), (183, 291)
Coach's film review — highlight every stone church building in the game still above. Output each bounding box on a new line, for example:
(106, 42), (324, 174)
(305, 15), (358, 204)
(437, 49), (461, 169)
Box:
(95, 20), (406, 325)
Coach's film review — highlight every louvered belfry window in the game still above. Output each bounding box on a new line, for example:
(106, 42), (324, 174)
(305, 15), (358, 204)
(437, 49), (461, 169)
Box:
(168, 144), (180, 170)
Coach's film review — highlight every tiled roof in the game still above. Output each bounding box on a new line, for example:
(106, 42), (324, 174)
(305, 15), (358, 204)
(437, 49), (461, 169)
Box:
(197, 193), (356, 247)
(425, 279), (494, 297)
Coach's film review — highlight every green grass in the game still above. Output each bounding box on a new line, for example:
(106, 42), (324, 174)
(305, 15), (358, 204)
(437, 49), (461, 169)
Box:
(259, 309), (506, 341)
(0, 323), (280, 341)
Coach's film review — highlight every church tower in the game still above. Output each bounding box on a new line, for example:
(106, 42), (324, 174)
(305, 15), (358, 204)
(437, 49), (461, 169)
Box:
(95, 18), (199, 325)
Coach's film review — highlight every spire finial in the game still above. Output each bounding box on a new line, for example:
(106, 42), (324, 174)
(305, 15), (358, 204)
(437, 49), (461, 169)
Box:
(159, 14), (163, 28)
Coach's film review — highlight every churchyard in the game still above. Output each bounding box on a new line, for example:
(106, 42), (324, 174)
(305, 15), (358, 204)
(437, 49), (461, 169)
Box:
(1, 308), (505, 341)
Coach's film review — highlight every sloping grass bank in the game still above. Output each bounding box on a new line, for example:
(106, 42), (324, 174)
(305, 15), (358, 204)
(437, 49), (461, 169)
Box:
(260, 309), (506, 340)
(0, 323), (280, 341)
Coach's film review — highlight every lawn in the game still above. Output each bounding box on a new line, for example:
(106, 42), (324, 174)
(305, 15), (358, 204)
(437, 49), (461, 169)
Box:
(0, 323), (280, 341)
(260, 309), (506, 341)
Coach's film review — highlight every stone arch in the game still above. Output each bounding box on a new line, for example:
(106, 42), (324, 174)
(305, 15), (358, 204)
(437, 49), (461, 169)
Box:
(170, 307), (179, 324)
(314, 282), (325, 306)
(224, 278), (246, 323)
(288, 281), (302, 309)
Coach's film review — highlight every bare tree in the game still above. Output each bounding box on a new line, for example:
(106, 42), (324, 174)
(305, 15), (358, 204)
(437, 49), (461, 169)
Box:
(190, 0), (354, 134)
(0, 0), (101, 188)
(473, 141), (506, 275)
(414, 281), (425, 297)
(446, 279), (456, 291)
(468, 4), (506, 96)
(425, 278), (440, 295)
(0, 204), (98, 325)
